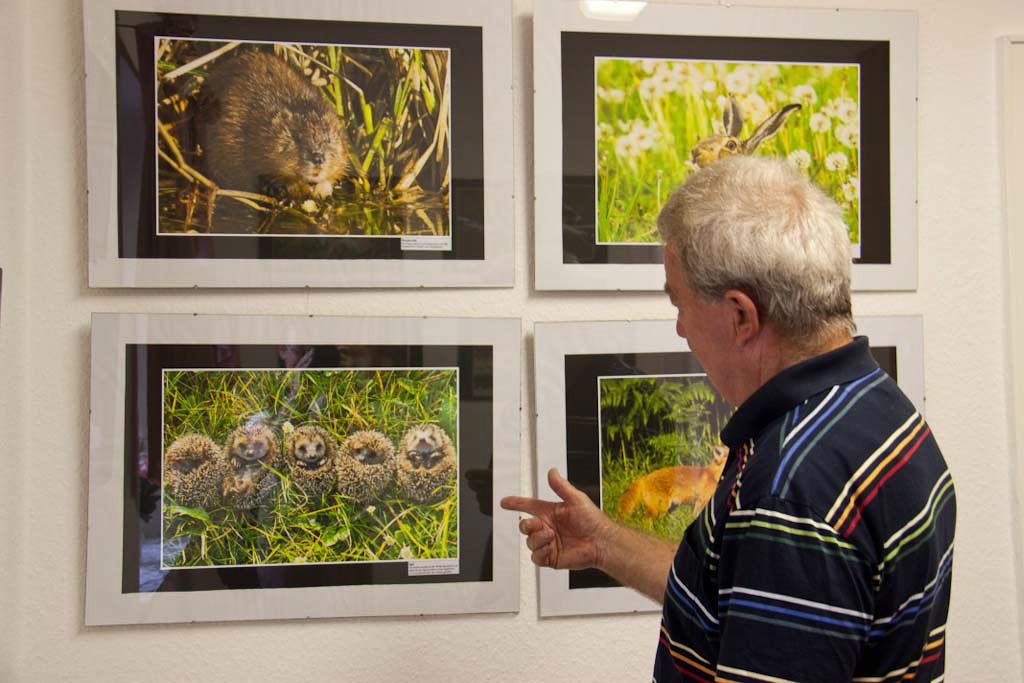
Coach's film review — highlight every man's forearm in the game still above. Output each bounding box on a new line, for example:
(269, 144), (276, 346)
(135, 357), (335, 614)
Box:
(594, 520), (678, 603)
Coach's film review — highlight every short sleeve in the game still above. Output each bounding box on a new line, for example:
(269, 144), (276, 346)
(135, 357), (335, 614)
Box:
(715, 497), (873, 682)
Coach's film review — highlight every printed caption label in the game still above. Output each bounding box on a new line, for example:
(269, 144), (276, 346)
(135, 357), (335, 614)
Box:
(400, 235), (452, 251)
(407, 559), (460, 577)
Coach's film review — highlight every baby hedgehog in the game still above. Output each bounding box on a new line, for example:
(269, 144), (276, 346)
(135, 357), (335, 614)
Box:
(335, 430), (397, 505)
(163, 433), (224, 508)
(397, 424), (457, 504)
(283, 424), (338, 500)
(221, 422), (283, 510)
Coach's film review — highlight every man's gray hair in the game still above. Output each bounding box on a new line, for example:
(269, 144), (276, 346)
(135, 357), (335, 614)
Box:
(657, 155), (855, 341)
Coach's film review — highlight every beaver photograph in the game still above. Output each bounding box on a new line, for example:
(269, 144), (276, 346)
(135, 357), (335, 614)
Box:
(155, 39), (451, 236)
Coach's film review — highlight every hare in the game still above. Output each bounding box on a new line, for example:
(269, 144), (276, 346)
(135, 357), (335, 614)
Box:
(690, 95), (801, 168)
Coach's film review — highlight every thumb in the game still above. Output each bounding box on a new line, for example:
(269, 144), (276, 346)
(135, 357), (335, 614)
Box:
(547, 468), (585, 504)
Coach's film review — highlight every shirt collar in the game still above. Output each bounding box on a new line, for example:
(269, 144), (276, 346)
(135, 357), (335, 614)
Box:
(720, 336), (879, 448)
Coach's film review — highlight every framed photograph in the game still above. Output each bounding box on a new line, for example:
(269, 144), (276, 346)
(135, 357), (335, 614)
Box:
(86, 313), (520, 625)
(534, 0), (917, 291)
(85, 0), (513, 287)
(533, 316), (923, 616)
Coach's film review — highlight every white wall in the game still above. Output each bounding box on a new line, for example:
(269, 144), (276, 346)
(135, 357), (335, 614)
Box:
(1, 0), (1021, 679)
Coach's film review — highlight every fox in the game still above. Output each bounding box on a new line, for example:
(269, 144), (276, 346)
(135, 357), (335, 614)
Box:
(617, 445), (729, 522)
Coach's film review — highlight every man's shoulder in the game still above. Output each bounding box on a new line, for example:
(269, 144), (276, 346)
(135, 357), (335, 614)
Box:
(740, 372), (953, 553)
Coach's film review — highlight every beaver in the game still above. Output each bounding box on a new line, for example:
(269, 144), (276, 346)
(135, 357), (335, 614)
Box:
(199, 50), (349, 206)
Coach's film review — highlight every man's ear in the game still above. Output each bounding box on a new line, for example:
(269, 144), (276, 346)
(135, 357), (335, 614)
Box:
(723, 289), (761, 344)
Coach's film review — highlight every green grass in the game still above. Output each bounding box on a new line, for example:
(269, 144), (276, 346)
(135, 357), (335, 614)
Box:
(596, 58), (861, 246)
(161, 367), (458, 567)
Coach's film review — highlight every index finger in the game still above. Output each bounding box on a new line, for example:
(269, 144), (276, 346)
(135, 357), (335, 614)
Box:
(500, 495), (551, 517)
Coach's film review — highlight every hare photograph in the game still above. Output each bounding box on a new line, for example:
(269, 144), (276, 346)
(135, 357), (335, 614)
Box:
(595, 57), (861, 252)
(598, 373), (732, 541)
(160, 366), (459, 570)
(155, 37), (452, 238)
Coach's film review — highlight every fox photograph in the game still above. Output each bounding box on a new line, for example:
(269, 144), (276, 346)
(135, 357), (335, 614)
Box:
(155, 37), (452, 238)
(598, 373), (733, 541)
(596, 57), (861, 252)
(159, 365), (459, 572)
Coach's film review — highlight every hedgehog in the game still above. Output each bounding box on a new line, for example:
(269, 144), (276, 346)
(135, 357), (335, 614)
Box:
(163, 433), (225, 508)
(396, 423), (457, 504)
(335, 430), (397, 505)
(221, 422), (283, 510)
(283, 424), (339, 500)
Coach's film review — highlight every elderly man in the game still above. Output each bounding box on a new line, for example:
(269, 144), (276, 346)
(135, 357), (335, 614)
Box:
(502, 156), (955, 682)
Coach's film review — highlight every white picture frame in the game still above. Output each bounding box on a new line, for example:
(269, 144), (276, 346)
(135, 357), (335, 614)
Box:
(999, 35), (1024, 559)
(533, 0), (917, 291)
(532, 316), (924, 616)
(85, 0), (514, 287)
(86, 313), (520, 625)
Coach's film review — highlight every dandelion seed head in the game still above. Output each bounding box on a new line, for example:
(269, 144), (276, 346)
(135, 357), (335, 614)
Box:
(597, 87), (625, 104)
(741, 93), (768, 125)
(702, 79), (717, 93)
(825, 151), (849, 172)
(653, 69), (678, 96)
(758, 63), (781, 81)
(841, 176), (860, 202)
(724, 67), (753, 95)
(638, 77), (659, 100)
(788, 149), (812, 171)
(835, 123), (859, 148)
(639, 58), (660, 74)
(792, 84), (817, 105)
(836, 99), (859, 125)
(632, 127), (658, 151)
(809, 112), (831, 133)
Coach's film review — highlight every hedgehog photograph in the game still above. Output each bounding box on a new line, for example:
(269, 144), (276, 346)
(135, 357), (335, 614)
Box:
(283, 424), (339, 499)
(397, 423), (457, 504)
(161, 366), (458, 566)
(221, 422), (283, 510)
(335, 430), (397, 505)
(163, 432), (225, 509)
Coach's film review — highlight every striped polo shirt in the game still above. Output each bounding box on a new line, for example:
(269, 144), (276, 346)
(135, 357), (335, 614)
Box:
(653, 337), (956, 683)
